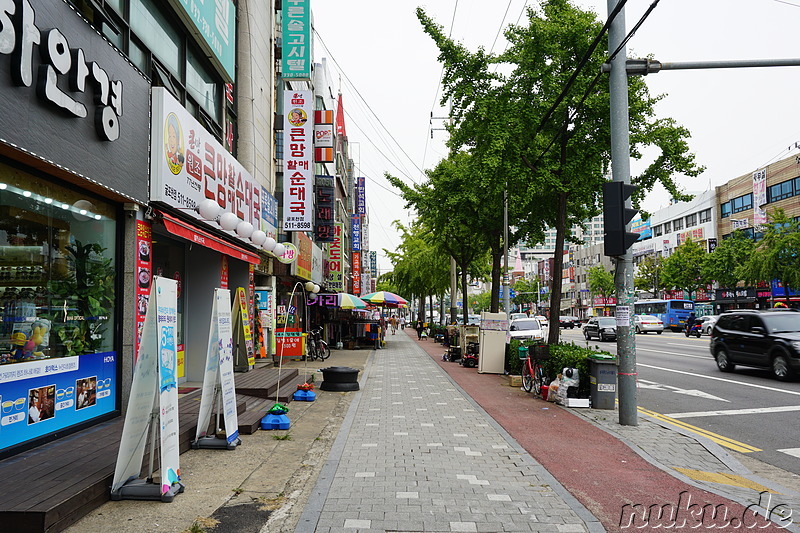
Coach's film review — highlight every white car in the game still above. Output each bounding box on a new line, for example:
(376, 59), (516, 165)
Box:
(534, 315), (549, 328)
(509, 312), (528, 322)
(697, 315), (719, 335)
(507, 318), (545, 343)
(633, 314), (664, 334)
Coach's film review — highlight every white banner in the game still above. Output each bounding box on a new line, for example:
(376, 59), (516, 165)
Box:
(156, 277), (181, 494)
(112, 277), (181, 495)
(753, 169), (768, 226)
(196, 289), (239, 443)
(283, 90), (313, 231)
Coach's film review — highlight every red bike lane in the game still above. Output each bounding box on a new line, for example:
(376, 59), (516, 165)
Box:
(408, 332), (786, 532)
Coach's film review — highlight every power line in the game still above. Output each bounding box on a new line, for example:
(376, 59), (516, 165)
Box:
(489, 0), (515, 55)
(313, 29), (428, 184)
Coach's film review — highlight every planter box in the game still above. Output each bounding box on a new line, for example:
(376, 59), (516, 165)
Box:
(507, 375), (522, 387)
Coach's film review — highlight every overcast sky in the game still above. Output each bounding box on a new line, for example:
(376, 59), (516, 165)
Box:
(311, 0), (800, 275)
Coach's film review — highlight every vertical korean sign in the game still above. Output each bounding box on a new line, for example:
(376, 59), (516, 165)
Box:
(352, 252), (362, 295)
(314, 175), (335, 242)
(134, 221), (152, 360)
(753, 169), (768, 226)
(281, 0), (311, 80)
(283, 90), (313, 231)
(326, 222), (344, 290)
(356, 177), (366, 215)
(174, 0), (236, 82)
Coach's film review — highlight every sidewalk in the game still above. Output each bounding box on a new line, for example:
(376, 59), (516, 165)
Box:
(67, 330), (800, 532)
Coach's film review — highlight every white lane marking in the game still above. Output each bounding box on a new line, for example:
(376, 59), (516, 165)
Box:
(667, 405), (800, 418)
(637, 379), (728, 401)
(778, 448), (800, 459)
(638, 363), (800, 397)
(637, 348), (708, 360)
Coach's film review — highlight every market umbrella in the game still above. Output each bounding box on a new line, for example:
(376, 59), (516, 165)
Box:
(360, 291), (409, 308)
(338, 292), (369, 309)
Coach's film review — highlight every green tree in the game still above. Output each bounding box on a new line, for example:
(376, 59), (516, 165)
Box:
(388, 152), (492, 324)
(588, 265), (615, 317)
(701, 231), (755, 308)
(417, 0), (704, 343)
(385, 221), (450, 321)
(511, 278), (540, 313)
(743, 209), (800, 305)
(662, 238), (707, 299)
(634, 255), (665, 297)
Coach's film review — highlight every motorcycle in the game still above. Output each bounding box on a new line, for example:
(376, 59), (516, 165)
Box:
(684, 322), (701, 338)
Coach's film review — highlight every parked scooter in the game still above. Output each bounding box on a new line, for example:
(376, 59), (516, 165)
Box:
(684, 322), (701, 338)
(461, 342), (480, 368)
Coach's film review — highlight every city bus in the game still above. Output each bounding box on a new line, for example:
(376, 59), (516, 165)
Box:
(633, 299), (695, 331)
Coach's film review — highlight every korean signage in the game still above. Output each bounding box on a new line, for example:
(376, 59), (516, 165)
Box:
(308, 293), (339, 307)
(771, 280), (800, 298)
(356, 177), (366, 215)
(281, 0), (311, 80)
(0, 0), (151, 203)
(677, 227), (704, 246)
(370, 251), (377, 276)
(352, 215), (362, 252)
(283, 90), (313, 231)
(715, 288), (757, 302)
(352, 251), (362, 295)
(314, 176), (335, 242)
(753, 169), (768, 226)
(593, 297), (617, 306)
(326, 223), (344, 290)
(150, 88), (262, 242)
(0, 352), (117, 452)
(314, 124), (334, 148)
(171, 0), (236, 82)
(261, 187), (279, 239)
(731, 218), (749, 230)
(707, 238), (718, 253)
(134, 221), (153, 360)
(293, 232), (313, 280)
(630, 218), (651, 240)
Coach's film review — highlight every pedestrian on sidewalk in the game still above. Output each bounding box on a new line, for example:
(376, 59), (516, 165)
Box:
(415, 319), (424, 340)
(389, 315), (397, 334)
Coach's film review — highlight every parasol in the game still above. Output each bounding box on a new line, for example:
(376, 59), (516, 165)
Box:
(338, 292), (369, 309)
(359, 291), (409, 308)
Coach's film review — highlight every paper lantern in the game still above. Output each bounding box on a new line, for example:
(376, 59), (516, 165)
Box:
(219, 212), (239, 231)
(197, 199), (220, 220)
(250, 230), (267, 246)
(272, 242), (286, 257)
(305, 281), (315, 292)
(312, 284), (320, 293)
(236, 221), (254, 239)
(262, 237), (277, 252)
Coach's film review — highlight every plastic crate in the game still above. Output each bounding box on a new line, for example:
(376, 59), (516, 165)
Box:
(532, 344), (550, 360)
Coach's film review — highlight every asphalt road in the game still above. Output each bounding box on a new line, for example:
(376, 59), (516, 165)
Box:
(558, 326), (800, 476)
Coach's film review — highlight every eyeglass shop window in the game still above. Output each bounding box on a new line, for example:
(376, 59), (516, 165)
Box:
(0, 161), (119, 454)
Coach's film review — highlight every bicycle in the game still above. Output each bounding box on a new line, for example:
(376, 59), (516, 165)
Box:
(307, 326), (331, 361)
(521, 344), (548, 396)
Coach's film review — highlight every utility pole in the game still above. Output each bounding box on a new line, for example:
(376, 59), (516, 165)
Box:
(607, 0), (637, 426)
(503, 188), (511, 315)
(450, 257), (457, 324)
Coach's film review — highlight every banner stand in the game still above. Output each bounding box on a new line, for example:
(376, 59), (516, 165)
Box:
(192, 288), (241, 450)
(192, 384), (240, 450)
(111, 410), (185, 502)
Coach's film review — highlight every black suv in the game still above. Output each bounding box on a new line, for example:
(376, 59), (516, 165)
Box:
(710, 310), (800, 381)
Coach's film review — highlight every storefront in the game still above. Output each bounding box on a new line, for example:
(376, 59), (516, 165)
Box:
(0, 0), (151, 455)
(148, 87), (270, 382)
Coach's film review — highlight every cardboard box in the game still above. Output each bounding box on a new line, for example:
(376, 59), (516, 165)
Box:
(507, 375), (522, 387)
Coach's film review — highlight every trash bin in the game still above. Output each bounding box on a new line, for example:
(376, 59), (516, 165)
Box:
(588, 354), (617, 409)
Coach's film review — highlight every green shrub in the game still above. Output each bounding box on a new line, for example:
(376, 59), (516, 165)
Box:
(542, 342), (614, 398)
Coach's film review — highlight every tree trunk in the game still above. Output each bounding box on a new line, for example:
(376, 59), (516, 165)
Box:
(547, 191), (568, 345)
(429, 294), (435, 324)
(418, 297), (425, 322)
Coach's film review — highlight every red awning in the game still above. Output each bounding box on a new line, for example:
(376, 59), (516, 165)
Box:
(159, 211), (260, 265)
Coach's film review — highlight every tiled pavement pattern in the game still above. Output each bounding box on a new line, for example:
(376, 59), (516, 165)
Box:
(296, 333), (600, 533)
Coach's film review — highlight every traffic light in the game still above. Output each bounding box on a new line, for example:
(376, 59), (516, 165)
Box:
(602, 181), (639, 257)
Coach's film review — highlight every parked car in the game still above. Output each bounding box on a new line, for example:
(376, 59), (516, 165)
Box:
(507, 318), (545, 343)
(558, 316), (580, 328)
(534, 315), (549, 328)
(633, 314), (664, 334)
(584, 317), (617, 341)
(509, 312), (528, 322)
(710, 309), (800, 381)
(696, 315), (719, 335)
